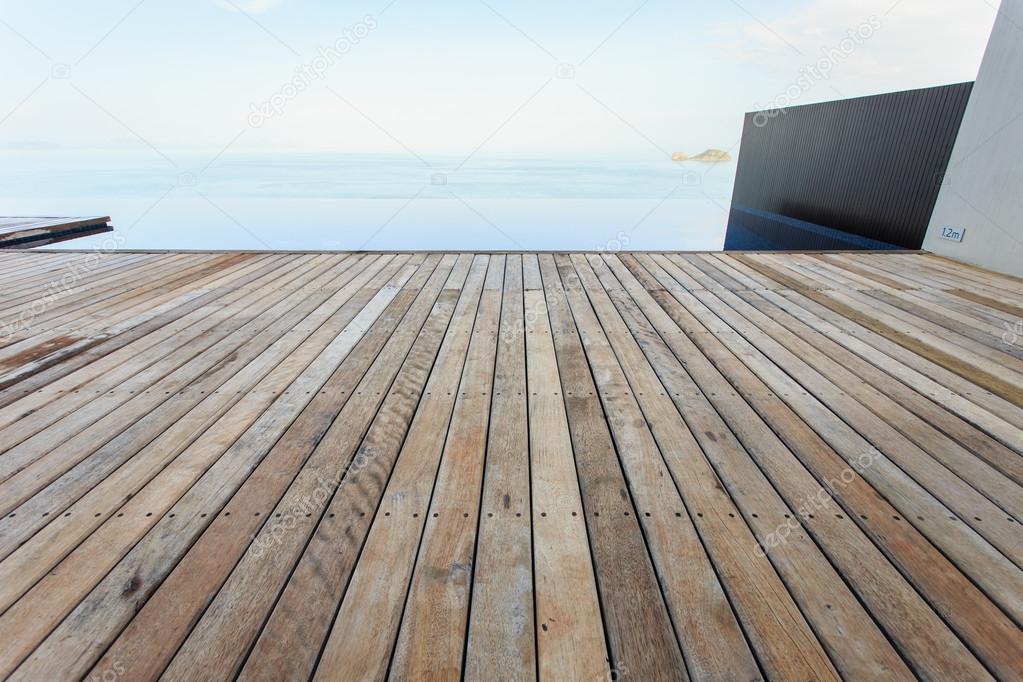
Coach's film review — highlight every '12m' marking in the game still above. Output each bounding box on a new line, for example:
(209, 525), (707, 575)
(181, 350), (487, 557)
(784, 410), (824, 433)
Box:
(940, 226), (965, 243)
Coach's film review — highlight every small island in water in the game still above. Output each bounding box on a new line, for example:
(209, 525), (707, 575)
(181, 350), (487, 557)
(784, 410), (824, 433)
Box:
(672, 148), (732, 162)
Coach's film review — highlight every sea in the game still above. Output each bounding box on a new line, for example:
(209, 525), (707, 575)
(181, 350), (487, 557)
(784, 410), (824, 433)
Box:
(0, 151), (736, 251)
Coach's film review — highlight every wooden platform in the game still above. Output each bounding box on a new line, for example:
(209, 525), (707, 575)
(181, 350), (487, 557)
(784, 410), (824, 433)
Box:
(0, 250), (1020, 681)
(0, 217), (113, 249)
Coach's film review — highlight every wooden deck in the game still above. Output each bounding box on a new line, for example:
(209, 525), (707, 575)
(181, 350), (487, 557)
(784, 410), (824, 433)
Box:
(0, 217), (113, 249)
(0, 250), (1021, 681)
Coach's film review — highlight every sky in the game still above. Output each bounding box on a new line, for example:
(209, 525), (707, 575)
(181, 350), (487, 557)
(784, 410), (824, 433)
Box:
(0, 0), (1003, 160)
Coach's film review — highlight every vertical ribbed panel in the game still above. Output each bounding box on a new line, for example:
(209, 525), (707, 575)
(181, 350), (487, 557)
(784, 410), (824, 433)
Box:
(727, 82), (973, 250)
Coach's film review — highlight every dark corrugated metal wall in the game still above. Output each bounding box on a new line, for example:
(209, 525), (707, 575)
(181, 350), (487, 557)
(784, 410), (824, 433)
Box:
(727, 82), (973, 249)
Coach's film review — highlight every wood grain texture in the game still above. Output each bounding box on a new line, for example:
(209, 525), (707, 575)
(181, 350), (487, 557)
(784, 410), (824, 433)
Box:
(0, 217), (112, 249)
(0, 250), (1019, 681)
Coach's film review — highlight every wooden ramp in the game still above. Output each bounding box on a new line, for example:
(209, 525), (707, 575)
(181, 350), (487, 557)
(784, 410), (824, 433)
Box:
(0, 217), (112, 249)
(0, 250), (1020, 681)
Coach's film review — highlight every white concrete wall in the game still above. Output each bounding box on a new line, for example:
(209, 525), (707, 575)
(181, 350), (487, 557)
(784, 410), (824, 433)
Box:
(923, 0), (1023, 276)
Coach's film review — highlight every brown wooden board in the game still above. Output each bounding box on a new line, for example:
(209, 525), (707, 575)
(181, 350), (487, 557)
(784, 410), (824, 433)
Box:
(0, 250), (1020, 680)
(0, 217), (112, 249)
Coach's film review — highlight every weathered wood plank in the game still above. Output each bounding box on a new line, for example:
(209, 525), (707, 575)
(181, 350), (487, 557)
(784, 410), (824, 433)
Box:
(0, 250), (1018, 681)
(521, 254), (609, 681)
(565, 254), (838, 681)
(0, 216), (112, 249)
(236, 255), (470, 681)
(539, 254), (691, 680)
(464, 254), (536, 681)
(311, 256), (490, 681)
(95, 255), (448, 680)
(624, 253), (1023, 679)
(736, 254), (1023, 405)
(2, 256), (411, 678)
(387, 255), (504, 678)
(604, 253), (988, 680)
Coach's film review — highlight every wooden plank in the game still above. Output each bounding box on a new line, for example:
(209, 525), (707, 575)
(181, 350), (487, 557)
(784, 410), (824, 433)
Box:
(869, 288), (1023, 359)
(736, 254), (1023, 408)
(0, 252), (175, 320)
(703, 261), (1023, 470)
(311, 256), (491, 680)
(830, 285), (1023, 376)
(0, 257), (322, 499)
(0, 216), (110, 234)
(624, 253), (1023, 679)
(784, 253), (900, 292)
(593, 253), (913, 678)
(563, 254), (838, 680)
(0, 257), (327, 561)
(908, 286), (1022, 332)
(661, 253), (1023, 621)
(700, 253), (775, 290)
(918, 253), (1023, 290)
(0, 254), (310, 447)
(0, 252), (158, 317)
(674, 258), (1023, 553)
(604, 254), (988, 679)
(464, 255), (536, 680)
(814, 254), (941, 291)
(711, 253), (785, 290)
(732, 288), (1023, 485)
(0, 255), (280, 396)
(949, 287), (1023, 320)
(0, 253), (288, 409)
(876, 253), (1023, 303)
(518, 254), (608, 681)
(815, 254), (912, 290)
(0, 252), (212, 335)
(0, 251), (89, 280)
(387, 255), (504, 678)
(0, 262), (367, 561)
(756, 256), (1023, 433)
(540, 254), (691, 678)
(762, 286), (1023, 434)
(0, 253), (263, 387)
(233, 255), (470, 681)
(0, 251), (1018, 679)
(0, 255), (366, 511)
(541, 253), (743, 680)
(0, 217), (112, 249)
(91, 255), (450, 680)
(851, 248), (1023, 314)
(0, 252), (211, 359)
(0, 255), (410, 678)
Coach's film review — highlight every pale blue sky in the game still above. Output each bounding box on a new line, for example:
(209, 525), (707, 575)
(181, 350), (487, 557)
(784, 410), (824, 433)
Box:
(0, 0), (1001, 159)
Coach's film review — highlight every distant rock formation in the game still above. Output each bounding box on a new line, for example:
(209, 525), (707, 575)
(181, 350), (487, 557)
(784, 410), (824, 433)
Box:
(690, 148), (732, 162)
(671, 151), (688, 161)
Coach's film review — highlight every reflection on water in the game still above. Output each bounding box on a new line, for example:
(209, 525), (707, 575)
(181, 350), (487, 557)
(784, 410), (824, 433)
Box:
(0, 151), (736, 251)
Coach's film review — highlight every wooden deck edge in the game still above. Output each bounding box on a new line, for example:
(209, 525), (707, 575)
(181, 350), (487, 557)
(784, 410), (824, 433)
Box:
(0, 219), (113, 250)
(25, 247), (925, 256)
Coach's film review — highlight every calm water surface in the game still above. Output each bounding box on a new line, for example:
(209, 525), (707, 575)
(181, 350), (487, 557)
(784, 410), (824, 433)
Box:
(1, 151), (736, 251)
